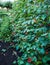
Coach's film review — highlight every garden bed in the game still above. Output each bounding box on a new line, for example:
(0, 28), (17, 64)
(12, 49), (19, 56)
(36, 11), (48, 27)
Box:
(0, 0), (50, 65)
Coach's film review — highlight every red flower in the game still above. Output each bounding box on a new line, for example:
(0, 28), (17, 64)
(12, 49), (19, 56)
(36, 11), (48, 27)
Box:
(12, 32), (16, 35)
(46, 51), (48, 54)
(33, 19), (37, 23)
(48, 24), (50, 26)
(27, 58), (32, 63)
(10, 42), (14, 45)
(39, 57), (42, 60)
(25, 32), (28, 35)
(46, 11), (48, 14)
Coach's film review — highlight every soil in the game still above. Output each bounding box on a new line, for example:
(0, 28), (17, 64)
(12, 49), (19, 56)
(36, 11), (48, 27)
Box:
(0, 41), (22, 65)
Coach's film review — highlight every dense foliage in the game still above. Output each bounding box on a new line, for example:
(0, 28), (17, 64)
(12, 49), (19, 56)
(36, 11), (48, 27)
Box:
(0, 2), (12, 8)
(0, 0), (50, 65)
(11, 0), (50, 65)
(0, 9), (11, 42)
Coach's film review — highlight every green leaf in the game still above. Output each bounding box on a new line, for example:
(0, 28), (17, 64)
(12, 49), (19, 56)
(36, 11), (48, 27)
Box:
(48, 33), (50, 40)
(1, 49), (6, 52)
(19, 60), (24, 64)
(41, 14), (47, 20)
(13, 60), (17, 64)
